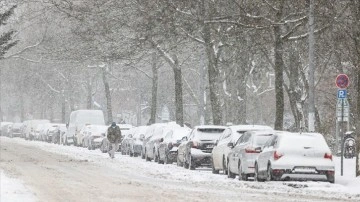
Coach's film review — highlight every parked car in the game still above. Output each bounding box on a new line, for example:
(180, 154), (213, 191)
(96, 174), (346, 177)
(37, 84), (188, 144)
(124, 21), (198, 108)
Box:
(0, 122), (13, 136)
(227, 130), (274, 180)
(177, 125), (227, 170)
(141, 123), (168, 159)
(52, 124), (67, 144)
(129, 126), (148, 157)
(81, 125), (108, 150)
(66, 110), (105, 146)
(254, 132), (335, 183)
(158, 127), (191, 164)
(120, 134), (134, 155)
(211, 125), (273, 174)
(10, 123), (23, 138)
(46, 124), (64, 143)
(24, 120), (50, 140)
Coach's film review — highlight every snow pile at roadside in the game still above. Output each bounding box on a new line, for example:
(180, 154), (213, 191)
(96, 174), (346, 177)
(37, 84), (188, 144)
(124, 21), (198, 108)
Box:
(0, 170), (37, 202)
(6, 137), (360, 201)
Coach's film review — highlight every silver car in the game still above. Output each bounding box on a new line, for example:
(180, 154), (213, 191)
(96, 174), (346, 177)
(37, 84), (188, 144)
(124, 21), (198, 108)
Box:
(211, 125), (273, 174)
(227, 130), (274, 180)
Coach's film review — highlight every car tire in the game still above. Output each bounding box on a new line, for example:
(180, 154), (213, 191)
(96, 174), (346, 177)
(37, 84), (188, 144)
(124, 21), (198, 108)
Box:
(227, 162), (236, 179)
(239, 162), (248, 181)
(183, 157), (189, 169)
(223, 156), (228, 175)
(254, 163), (265, 182)
(189, 155), (195, 170)
(141, 150), (145, 159)
(164, 153), (171, 164)
(212, 159), (219, 174)
(154, 149), (159, 163)
(177, 156), (183, 167)
(145, 151), (151, 162)
(266, 164), (272, 181)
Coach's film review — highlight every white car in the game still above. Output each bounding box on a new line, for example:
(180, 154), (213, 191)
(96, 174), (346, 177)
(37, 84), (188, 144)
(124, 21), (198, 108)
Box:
(82, 125), (108, 150)
(254, 132), (335, 183)
(211, 125), (273, 174)
(227, 130), (274, 180)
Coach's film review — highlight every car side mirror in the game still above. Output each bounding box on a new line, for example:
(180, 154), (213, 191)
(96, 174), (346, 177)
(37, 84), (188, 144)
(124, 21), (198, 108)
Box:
(215, 140), (218, 146)
(181, 136), (188, 142)
(160, 138), (164, 142)
(255, 147), (262, 152)
(227, 142), (234, 148)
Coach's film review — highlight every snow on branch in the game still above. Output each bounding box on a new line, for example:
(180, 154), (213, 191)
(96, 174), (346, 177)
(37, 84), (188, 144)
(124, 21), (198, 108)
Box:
(179, 27), (205, 44)
(35, 73), (61, 94)
(204, 20), (268, 29)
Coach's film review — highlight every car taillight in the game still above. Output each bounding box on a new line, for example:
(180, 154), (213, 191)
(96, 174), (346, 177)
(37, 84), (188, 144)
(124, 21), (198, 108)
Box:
(192, 141), (199, 149)
(245, 147), (260, 153)
(324, 153), (333, 161)
(274, 151), (283, 160)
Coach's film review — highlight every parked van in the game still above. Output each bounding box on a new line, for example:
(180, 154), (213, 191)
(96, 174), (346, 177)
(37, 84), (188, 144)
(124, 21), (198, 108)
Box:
(64, 110), (105, 146)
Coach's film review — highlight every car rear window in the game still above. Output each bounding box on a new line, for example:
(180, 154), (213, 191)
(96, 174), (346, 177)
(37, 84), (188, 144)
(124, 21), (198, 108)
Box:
(254, 134), (273, 146)
(280, 135), (329, 150)
(196, 128), (225, 139)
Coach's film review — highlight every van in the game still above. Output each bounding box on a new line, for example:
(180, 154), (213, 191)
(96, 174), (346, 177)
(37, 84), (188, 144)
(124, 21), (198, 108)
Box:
(64, 110), (105, 146)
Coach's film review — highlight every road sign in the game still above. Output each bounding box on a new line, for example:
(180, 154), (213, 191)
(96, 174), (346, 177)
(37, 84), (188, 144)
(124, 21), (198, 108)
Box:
(337, 89), (347, 99)
(336, 74), (350, 89)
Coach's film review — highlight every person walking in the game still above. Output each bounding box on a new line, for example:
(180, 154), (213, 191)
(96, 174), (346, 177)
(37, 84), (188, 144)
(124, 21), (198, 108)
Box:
(107, 122), (122, 159)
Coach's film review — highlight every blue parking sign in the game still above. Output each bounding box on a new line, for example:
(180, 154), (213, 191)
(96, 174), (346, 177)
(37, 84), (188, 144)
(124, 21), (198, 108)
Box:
(337, 89), (347, 99)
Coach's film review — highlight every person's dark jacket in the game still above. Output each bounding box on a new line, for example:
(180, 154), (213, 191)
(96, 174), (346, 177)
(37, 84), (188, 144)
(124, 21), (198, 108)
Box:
(107, 125), (122, 144)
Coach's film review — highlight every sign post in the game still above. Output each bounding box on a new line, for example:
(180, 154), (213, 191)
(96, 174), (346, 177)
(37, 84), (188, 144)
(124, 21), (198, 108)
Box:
(335, 74), (350, 176)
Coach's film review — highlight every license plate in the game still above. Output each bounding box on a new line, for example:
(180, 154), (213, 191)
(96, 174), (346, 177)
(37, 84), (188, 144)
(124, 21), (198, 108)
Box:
(293, 167), (316, 173)
(206, 145), (214, 149)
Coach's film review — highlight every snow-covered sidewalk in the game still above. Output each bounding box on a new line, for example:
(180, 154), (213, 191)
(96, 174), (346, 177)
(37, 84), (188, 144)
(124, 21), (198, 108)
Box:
(0, 170), (37, 202)
(1, 137), (360, 201)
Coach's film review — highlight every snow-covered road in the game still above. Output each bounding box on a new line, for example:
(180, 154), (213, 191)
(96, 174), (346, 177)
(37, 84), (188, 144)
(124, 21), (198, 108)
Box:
(1, 137), (359, 202)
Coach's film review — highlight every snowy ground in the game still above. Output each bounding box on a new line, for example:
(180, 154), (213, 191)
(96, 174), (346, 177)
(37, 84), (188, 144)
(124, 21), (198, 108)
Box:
(1, 136), (360, 202)
(0, 171), (36, 202)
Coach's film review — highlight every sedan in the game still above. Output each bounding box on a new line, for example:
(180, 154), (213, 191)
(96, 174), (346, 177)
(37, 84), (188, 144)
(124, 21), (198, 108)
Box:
(254, 132), (335, 183)
(211, 125), (272, 174)
(227, 130), (274, 180)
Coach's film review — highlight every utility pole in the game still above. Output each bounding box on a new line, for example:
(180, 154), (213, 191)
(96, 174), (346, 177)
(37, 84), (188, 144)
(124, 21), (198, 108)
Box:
(308, 0), (316, 132)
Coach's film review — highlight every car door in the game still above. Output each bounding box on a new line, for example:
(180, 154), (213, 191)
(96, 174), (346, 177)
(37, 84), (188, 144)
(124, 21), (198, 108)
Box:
(236, 133), (252, 173)
(257, 135), (276, 173)
(212, 129), (228, 169)
(229, 134), (247, 173)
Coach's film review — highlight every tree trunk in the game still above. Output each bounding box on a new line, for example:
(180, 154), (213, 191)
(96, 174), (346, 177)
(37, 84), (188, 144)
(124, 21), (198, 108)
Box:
(86, 74), (92, 109)
(0, 66), (2, 122)
(149, 52), (158, 125)
(61, 94), (66, 123)
(102, 66), (112, 124)
(356, 67), (360, 176)
(273, 24), (285, 130)
(173, 66), (184, 127)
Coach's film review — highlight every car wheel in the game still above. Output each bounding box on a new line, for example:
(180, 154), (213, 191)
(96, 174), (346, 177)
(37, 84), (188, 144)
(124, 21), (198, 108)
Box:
(145, 151), (151, 162)
(266, 164), (272, 181)
(254, 163), (264, 182)
(164, 153), (170, 164)
(154, 149), (159, 163)
(183, 156), (189, 169)
(177, 156), (183, 167)
(227, 162), (236, 179)
(211, 159), (219, 174)
(130, 152), (133, 157)
(223, 156), (228, 175)
(238, 162), (248, 181)
(141, 150), (145, 159)
(189, 155), (195, 170)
